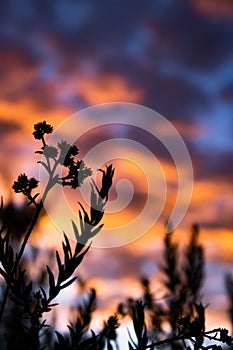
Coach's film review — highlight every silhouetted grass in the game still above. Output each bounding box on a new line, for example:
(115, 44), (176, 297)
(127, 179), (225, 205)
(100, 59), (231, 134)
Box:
(0, 121), (232, 350)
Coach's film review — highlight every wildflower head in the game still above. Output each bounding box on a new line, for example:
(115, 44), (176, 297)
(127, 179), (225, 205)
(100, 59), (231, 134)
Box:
(43, 145), (58, 159)
(12, 174), (38, 195)
(33, 121), (53, 140)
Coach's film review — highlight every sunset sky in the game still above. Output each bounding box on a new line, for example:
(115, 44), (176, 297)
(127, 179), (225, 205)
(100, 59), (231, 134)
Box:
(0, 0), (233, 333)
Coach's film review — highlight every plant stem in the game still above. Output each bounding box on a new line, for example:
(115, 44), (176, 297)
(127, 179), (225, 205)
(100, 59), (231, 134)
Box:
(0, 200), (43, 323)
(0, 160), (59, 322)
(15, 200), (44, 271)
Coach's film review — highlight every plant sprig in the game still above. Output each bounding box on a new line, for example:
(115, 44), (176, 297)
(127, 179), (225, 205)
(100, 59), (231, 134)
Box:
(0, 120), (114, 340)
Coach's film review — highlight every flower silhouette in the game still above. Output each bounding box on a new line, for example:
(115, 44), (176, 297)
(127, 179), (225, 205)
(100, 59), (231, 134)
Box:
(33, 121), (53, 140)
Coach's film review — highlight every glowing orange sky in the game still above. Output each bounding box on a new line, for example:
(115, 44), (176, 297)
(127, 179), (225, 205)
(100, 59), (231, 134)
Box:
(0, 0), (232, 334)
(0, 69), (232, 333)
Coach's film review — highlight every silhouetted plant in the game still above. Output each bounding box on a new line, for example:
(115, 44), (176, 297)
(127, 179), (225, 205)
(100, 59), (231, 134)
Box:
(184, 223), (204, 302)
(54, 288), (97, 349)
(0, 121), (114, 349)
(162, 224), (204, 336)
(0, 121), (232, 350)
(117, 225), (232, 350)
(225, 273), (233, 334)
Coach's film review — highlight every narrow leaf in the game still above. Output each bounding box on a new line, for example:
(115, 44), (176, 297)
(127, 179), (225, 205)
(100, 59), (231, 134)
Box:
(60, 276), (77, 289)
(72, 220), (80, 239)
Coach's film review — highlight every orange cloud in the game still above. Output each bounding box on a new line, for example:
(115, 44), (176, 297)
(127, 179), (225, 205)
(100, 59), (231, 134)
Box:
(76, 74), (144, 105)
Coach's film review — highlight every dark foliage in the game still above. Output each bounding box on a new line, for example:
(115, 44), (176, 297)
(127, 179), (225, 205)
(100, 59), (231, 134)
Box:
(0, 121), (114, 349)
(225, 273), (233, 333)
(0, 121), (232, 350)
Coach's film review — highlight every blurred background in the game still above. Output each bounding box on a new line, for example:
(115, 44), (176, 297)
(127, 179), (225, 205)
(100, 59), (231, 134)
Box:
(0, 0), (232, 333)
